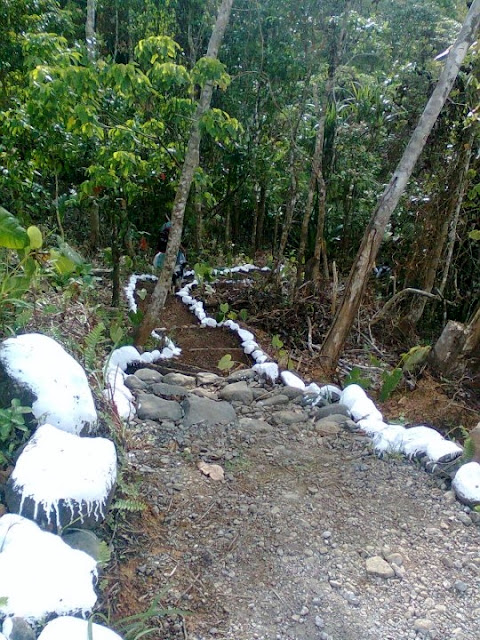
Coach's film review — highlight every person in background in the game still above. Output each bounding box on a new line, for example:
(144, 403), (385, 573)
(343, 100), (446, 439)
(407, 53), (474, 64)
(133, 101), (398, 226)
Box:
(153, 221), (187, 287)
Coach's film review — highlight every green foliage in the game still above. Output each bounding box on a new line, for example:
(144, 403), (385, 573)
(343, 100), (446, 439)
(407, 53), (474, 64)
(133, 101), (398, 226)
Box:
(91, 591), (188, 640)
(192, 57), (230, 90)
(468, 229), (480, 241)
(379, 368), (403, 402)
(0, 207), (30, 249)
(343, 367), (372, 390)
(217, 353), (235, 371)
(83, 322), (106, 372)
(0, 399), (32, 465)
(271, 334), (294, 370)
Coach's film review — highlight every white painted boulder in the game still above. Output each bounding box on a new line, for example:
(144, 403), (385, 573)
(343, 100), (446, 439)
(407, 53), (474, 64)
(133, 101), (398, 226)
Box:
(0, 514), (97, 621)
(0, 333), (97, 435)
(452, 461), (480, 507)
(37, 617), (123, 640)
(5, 424), (117, 531)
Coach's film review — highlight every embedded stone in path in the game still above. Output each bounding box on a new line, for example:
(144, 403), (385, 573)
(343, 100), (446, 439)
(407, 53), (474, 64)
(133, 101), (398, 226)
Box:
(0, 514), (97, 621)
(0, 333), (97, 435)
(182, 395), (237, 428)
(365, 556), (395, 579)
(218, 381), (254, 404)
(136, 393), (183, 421)
(37, 616), (122, 640)
(5, 424), (117, 531)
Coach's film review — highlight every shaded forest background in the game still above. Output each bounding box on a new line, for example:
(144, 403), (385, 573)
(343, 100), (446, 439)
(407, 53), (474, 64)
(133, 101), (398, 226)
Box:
(0, 0), (478, 379)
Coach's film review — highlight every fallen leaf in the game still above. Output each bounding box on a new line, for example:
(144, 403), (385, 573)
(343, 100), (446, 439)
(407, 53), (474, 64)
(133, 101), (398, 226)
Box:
(198, 461), (225, 481)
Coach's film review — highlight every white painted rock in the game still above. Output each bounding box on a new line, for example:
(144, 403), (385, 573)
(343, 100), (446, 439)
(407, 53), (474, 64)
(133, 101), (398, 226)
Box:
(5, 424), (117, 531)
(372, 424), (406, 454)
(107, 346), (142, 373)
(317, 384), (342, 403)
(349, 397), (383, 423)
(425, 438), (463, 464)
(0, 514), (97, 621)
(452, 462), (480, 506)
(281, 371), (306, 390)
(357, 418), (390, 436)
(0, 333), (97, 435)
(400, 426), (443, 459)
(339, 384), (368, 410)
(253, 362), (279, 382)
(37, 617), (123, 640)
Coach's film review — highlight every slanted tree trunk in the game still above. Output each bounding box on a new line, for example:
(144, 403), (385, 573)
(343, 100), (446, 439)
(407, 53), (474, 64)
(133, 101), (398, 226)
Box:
(319, 1), (480, 374)
(135, 0), (234, 347)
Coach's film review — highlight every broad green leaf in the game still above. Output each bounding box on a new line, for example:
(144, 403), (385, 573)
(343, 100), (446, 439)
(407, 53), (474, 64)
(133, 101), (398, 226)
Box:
(379, 368), (403, 402)
(218, 354), (234, 371)
(272, 334), (284, 349)
(27, 225), (43, 249)
(49, 249), (77, 275)
(0, 207), (29, 249)
(468, 230), (480, 241)
(400, 345), (431, 372)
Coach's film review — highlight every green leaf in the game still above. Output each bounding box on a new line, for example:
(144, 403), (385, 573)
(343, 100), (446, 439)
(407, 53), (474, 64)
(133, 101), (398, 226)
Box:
(0, 207), (29, 249)
(271, 334), (284, 349)
(218, 354), (234, 371)
(27, 225), (43, 249)
(400, 345), (431, 372)
(379, 368), (403, 402)
(110, 325), (124, 345)
(468, 230), (480, 241)
(220, 302), (229, 314)
(343, 368), (371, 390)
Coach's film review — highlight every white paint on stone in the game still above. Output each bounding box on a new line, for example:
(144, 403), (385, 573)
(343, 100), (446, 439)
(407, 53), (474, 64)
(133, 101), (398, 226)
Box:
(280, 371), (306, 390)
(10, 424), (116, 530)
(253, 362), (279, 382)
(0, 333), (97, 435)
(339, 384), (368, 410)
(425, 438), (463, 463)
(0, 514), (97, 621)
(349, 397), (383, 423)
(401, 425), (443, 458)
(452, 462), (480, 505)
(37, 617), (124, 640)
(372, 424), (406, 454)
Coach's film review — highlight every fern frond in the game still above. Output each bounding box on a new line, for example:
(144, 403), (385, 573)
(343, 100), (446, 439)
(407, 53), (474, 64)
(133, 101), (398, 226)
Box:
(84, 322), (106, 370)
(112, 498), (147, 512)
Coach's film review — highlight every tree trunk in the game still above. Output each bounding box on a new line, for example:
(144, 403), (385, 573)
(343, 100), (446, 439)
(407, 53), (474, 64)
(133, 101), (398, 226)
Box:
(429, 303), (480, 377)
(85, 0), (97, 62)
(135, 0), (234, 347)
(194, 181), (203, 252)
(403, 133), (474, 326)
(296, 2), (349, 290)
(439, 134), (474, 295)
(319, 2), (480, 374)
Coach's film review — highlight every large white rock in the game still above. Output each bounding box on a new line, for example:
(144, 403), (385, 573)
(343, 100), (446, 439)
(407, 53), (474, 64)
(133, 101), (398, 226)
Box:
(400, 426), (443, 459)
(339, 384), (368, 410)
(452, 461), (480, 506)
(0, 333), (97, 435)
(280, 371), (305, 390)
(425, 438), (463, 464)
(5, 424), (117, 531)
(372, 424), (406, 455)
(0, 514), (97, 621)
(37, 617), (123, 640)
(349, 397), (383, 422)
(253, 362), (279, 382)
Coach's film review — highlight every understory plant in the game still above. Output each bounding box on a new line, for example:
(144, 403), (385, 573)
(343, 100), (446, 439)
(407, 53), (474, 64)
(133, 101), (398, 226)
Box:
(0, 398), (32, 465)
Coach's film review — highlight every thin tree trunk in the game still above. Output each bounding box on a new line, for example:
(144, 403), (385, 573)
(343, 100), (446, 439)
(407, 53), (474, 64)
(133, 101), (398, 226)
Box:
(89, 201), (100, 252)
(319, 2), (480, 374)
(86, 0), (97, 62)
(296, 2), (349, 290)
(439, 135), (474, 295)
(194, 181), (203, 252)
(403, 133), (474, 326)
(254, 183), (266, 252)
(135, 0), (234, 346)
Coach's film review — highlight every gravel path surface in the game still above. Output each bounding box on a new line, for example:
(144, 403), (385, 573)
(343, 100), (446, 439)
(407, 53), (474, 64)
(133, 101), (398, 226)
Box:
(112, 367), (480, 640)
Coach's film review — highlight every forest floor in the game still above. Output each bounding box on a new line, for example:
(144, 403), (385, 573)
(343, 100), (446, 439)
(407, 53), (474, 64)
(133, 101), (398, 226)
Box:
(99, 269), (480, 640)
